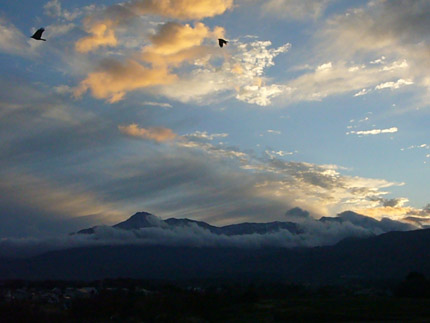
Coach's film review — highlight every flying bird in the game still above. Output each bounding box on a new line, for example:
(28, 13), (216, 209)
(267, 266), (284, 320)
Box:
(31, 28), (46, 41)
(218, 38), (228, 48)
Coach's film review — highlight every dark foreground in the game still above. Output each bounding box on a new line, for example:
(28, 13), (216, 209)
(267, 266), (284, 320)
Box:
(2, 275), (430, 322)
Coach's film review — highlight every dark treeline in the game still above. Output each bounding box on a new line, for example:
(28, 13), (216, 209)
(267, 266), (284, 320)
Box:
(3, 274), (430, 322)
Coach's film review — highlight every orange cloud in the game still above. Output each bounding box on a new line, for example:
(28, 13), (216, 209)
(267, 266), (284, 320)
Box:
(74, 59), (177, 103)
(75, 20), (117, 53)
(141, 22), (224, 66)
(75, 21), (225, 102)
(75, 0), (232, 53)
(129, 0), (234, 20)
(118, 124), (177, 142)
(353, 206), (430, 227)
(148, 22), (218, 55)
(354, 206), (415, 220)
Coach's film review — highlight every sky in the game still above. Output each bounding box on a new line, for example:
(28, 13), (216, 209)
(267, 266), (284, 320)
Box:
(1, 0), (430, 239)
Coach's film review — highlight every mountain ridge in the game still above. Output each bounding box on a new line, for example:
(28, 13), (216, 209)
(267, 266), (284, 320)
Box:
(75, 211), (302, 236)
(2, 228), (430, 283)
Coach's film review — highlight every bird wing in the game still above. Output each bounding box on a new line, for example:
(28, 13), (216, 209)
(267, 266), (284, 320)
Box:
(218, 39), (227, 47)
(32, 28), (45, 39)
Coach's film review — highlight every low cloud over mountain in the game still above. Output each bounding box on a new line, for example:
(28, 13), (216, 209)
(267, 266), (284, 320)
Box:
(0, 208), (414, 258)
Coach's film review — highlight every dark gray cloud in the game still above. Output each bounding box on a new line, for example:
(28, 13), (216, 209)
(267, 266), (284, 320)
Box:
(368, 196), (408, 208)
(94, 150), (293, 223)
(284, 207), (311, 222)
(335, 211), (414, 234)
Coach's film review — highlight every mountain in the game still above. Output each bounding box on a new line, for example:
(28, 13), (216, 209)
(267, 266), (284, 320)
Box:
(75, 211), (300, 236)
(75, 212), (162, 234)
(2, 228), (430, 283)
(319, 211), (414, 233)
(164, 218), (218, 232)
(218, 221), (301, 235)
(113, 212), (164, 230)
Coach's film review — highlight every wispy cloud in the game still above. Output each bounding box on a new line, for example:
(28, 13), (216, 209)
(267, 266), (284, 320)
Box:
(354, 88), (371, 97)
(283, 60), (410, 103)
(375, 79), (413, 90)
(401, 144), (430, 151)
(76, 21), (118, 53)
(118, 124), (177, 142)
(347, 127), (398, 136)
(151, 39), (290, 106)
(44, 0), (91, 21)
(117, 125), (405, 222)
(265, 150), (295, 158)
(142, 101), (173, 108)
(262, 0), (333, 20)
(0, 18), (33, 56)
(313, 0), (430, 103)
(184, 131), (228, 141)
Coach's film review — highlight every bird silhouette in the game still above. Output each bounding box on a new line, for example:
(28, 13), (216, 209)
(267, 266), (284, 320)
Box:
(31, 28), (46, 41)
(218, 38), (228, 48)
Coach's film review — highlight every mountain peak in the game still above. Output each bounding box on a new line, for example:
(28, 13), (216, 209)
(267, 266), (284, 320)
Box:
(129, 211), (154, 219)
(113, 211), (163, 230)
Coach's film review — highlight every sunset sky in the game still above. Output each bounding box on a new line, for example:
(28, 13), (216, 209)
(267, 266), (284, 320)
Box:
(1, 0), (430, 238)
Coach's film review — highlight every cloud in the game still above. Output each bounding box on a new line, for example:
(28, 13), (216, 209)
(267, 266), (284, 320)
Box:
(327, 211), (414, 234)
(118, 124), (177, 142)
(375, 79), (413, 90)
(283, 60), (409, 102)
(322, 1), (430, 57)
(74, 0), (233, 52)
(277, 1), (430, 105)
(184, 131), (228, 142)
(44, 0), (90, 21)
(262, 0), (332, 20)
(72, 0), (288, 107)
(74, 21), (224, 102)
(128, 0), (234, 20)
(0, 171), (125, 238)
(347, 127), (398, 136)
(0, 18), (32, 56)
(44, 0), (62, 17)
(140, 22), (224, 69)
(349, 198), (430, 227)
(368, 196), (409, 208)
(354, 205), (430, 227)
(145, 22), (222, 56)
(0, 208), (415, 258)
(45, 23), (77, 38)
(403, 144), (430, 151)
(142, 101), (173, 108)
(313, 0), (430, 103)
(0, 76), (411, 239)
(74, 59), (177, 103)
(265, 150), (295, 158)
(267, 129), (281, 135)
(284, 207), (311, 222)
(354, 88), (371, 97)
(75, 20), (118, 53)
(116, 127), (405, 221)
(316, 62), (332, 71)
(153, 40), (290, 105)
(75, 12), (290, 105)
